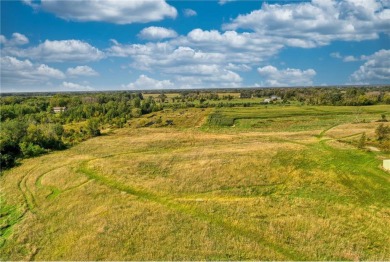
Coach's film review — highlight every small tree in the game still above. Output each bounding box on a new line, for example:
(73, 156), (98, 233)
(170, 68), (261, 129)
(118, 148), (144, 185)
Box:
(0, 137), (20, 169)
(86, 119), (101, 137)
(358, 132), (366, 149)
(376, 124), (390, 141)
(158, 93), (167, 103)
(354, 107), (363, 123)
(20, 142), (45, 158)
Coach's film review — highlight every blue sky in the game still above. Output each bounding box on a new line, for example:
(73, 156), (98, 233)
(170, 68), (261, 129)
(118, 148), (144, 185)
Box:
(1, 0), (389, 92)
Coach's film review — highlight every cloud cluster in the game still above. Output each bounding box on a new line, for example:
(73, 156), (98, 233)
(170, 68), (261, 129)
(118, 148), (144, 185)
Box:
(0, 33), (29, 46)
(3, 0), (390, 90)
(138, 27), (178, 40)
(5, 40), (105, 62)
(223, 0), (390, 48)
(350, 49), (390, 84)
(122, 75), (174, 90)
(331, 52), (364, 62)
(257, 66), (316, 86)
(106, 0), (389, 89)
(67, 66), (98, 77)
(183, 9), (197, 17)
(218, 0), (237, 5)
(106, 26), (287, 88)
(1, 35), (105, 90)
(61, 81), (93, 91)
(27, 0), (177, 24)
(1, 56), (65, 86)
(109, 42), (243, 88)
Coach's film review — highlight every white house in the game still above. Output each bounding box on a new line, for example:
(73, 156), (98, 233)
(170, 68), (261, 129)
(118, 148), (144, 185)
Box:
(384, 160), (390, 171)
(53, 107), (66, 113)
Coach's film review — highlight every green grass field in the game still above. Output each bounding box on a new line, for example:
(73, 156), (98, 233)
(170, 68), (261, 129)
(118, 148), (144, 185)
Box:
(1, 105), (389, 260)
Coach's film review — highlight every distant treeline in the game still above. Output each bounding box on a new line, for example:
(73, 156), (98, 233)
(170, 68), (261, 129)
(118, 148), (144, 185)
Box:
(0, 92), (161, 169)
(239, 86), (390, 105)
(1, 86), (389, 170)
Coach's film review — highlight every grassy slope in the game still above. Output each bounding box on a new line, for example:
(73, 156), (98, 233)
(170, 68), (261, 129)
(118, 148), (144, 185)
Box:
(1, 105), (389, 260)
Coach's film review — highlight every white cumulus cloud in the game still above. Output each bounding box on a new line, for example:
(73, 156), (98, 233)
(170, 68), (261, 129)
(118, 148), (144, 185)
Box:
(105, 0), (389, 90)
(67, 65), (98, 76)
(257, 65), (316, 86)
(1, 33), (29, 46)
(331, 52), (361, 62)
(218, 0), (237, 5)
(225, 63), (251, 72)
(138, 26), (178, 40)
(343, 55), (359, 62)
(183, 9), (197, 17)
(36, 0), (177, 24)
(1, 56), (65, 87)
(122, 75), (174, 90)
(182, 29), (283, 64)
(4, 39), (104, 62)
(223, 0), (390, 48)
(107, 36), (248, 89)
(0, 35), (6, 44)
(330, 52), (342, 59)
(61, 81), (93, 91)
(350, 49), (390, 84)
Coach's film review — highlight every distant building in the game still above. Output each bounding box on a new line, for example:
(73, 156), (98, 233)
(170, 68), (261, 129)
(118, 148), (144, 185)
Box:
(270, 95), (281, 101)
(53, 107), (67, 113)
(263, 98), (271, 103)
(384, 160), (390, 171)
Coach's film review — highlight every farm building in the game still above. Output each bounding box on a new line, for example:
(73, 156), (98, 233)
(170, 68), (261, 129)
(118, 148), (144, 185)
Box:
(264, 96), (281, 103)
(53, 107), (67, 113)
(384, 160), (390, 171)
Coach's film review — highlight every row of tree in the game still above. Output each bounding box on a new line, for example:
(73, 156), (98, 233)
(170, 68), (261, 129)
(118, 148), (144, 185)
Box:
(0, 119), (102, 169)
(246, 87), (390, 105)
(0, 92), (158, 170)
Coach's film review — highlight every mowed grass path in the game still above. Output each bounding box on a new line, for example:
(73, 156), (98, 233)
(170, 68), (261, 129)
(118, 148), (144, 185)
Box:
(1, 105), (390, 260)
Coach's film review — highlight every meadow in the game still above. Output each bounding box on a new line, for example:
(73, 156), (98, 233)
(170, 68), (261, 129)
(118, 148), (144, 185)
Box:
(1, 104), (390, 260)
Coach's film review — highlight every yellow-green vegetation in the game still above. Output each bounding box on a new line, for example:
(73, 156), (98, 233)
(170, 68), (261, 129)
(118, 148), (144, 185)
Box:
(1, 105), (390, 260)
(127, 108), (212, 129)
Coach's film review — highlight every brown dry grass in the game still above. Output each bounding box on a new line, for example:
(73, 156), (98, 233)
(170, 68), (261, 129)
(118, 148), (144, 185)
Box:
(1, 106), (390, 260)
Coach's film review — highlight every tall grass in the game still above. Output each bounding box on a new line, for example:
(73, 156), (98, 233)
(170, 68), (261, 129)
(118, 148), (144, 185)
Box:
(1, 105), (389, 260)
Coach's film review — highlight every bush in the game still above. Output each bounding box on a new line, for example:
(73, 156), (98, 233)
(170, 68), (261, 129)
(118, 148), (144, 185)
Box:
(20, 142), (45, 158)
(358, 132), (366, 149)
(0, 153), (17, 170)
(0, 138), (21, 170)
(131, 108), (142, 118)
(376, 124), (390, 141)
(86, 119), (101, 137)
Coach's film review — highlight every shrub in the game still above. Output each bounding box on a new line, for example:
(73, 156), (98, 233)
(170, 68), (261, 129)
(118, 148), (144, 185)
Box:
(376, 124), (390, 141)
(86, 119), (101, 137)
(358, 132), (366, 149)
(20, 142), (45, 158)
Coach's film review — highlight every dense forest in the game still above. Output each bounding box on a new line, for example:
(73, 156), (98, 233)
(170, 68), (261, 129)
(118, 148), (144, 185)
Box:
(1, 86), (389, 170)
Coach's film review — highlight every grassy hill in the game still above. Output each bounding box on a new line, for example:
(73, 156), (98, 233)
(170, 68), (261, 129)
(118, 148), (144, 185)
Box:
(1, 105), (389, 260)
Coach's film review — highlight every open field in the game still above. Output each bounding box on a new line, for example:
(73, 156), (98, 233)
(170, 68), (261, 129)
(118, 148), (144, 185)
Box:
(207, 105), (389, 129)
(1, 105), (390, 260)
